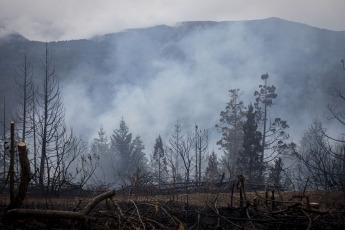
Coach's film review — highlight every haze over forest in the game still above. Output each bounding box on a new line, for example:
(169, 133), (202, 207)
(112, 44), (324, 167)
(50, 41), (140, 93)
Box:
(1, 18), (344, 147)
(1, 17), (345, 189)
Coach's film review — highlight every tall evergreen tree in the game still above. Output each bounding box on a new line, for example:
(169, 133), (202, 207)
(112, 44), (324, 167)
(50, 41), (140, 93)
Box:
(131, 135), (147, 173)
(216, 89), (246, 177)
(205, 151), (220, 182)
(238, 104), (264, 183)
(254, 74), (289, 178)
(152, 135), (167, 187)
(110, 119), (147, 175)
(91, 126), (109, 157)
(110, 118), (133, 171)
(268, 157), (284, 187)
(90, 126), (116, 186)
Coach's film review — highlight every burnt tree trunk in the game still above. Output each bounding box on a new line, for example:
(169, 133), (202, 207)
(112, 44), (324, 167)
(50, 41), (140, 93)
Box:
(8, 142), (31, 209)
(9, 122), (15, 206)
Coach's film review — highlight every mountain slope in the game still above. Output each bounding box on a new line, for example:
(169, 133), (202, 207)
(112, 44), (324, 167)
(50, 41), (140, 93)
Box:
(0, 18), (344, 149)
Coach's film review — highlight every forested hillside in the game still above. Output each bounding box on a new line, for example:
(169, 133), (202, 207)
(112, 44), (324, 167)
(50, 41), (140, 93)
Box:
(1, 17), (345, 190)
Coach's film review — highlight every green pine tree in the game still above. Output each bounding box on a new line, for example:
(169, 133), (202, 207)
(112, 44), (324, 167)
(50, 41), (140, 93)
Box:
(152, 135), (168, 187)
(216, 89), (246, 178)
(110, 118), (147, 175)
(238, 104), (264, 183)
(205, 151), (220, 183)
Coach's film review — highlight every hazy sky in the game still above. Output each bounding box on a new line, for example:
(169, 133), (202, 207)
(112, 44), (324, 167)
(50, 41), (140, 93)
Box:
(1, 0), (345, 41)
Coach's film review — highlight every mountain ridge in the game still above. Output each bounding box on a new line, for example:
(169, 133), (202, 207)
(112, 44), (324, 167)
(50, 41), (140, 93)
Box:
(3, 17), (345, 43)
(0, 18), (344, 150)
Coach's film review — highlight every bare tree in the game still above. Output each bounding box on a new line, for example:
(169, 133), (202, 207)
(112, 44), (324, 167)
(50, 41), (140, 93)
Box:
(194, 125), (208, 184)
(14, 53), (34, 143)
(1, 96), (8, 179)
(328, 83), (345, 130)
(36, 43), (66, 187)
(32, 43), (97, 195)
(168, 121), (183, 181)
(13, 53), (39, 182)
(48, 129), (98, 195)
(30, 89), (38, 182)
(323, 60), (345, 186)
(179, 132), (195, 184)
(167, 123), (202, 185)
(297, 120), (342, 190)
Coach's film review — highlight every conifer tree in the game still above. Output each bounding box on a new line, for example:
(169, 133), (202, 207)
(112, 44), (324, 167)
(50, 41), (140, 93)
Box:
(254, 74), (289, 179)
(91, 126), (109, 157)
(238, 104), (264, 183)
(110, 118), (133, 171)
(110, 119), (147, 175)
(205, 151), (220, 182)
(216, 89), (246, 177)
(153, 135), (167, 187)
(131, 135), (147, 173)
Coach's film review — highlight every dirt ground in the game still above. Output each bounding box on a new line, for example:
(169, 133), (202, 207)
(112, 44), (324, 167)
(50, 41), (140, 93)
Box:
(0, 190), (344, 229)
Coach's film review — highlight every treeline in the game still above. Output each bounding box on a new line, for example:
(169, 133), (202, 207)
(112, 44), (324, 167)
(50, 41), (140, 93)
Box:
(88, 71), (345, 192)
(213, 71), (345, 191)
(1, 44), (345, 196)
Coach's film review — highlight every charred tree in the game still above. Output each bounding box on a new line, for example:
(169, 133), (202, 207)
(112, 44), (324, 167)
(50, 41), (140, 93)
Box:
(14, 53), (34, 143)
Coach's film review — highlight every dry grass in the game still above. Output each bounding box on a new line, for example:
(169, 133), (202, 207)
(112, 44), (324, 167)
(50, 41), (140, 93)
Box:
(1, 190), (344, 210)
(1, 190), (345, 229)
(105, 190), (345, 211)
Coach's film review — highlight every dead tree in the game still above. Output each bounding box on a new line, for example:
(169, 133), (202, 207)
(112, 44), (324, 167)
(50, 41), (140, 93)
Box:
(9, 122), (15, 205)
(237, 173), (247, 208)
(195, 126), (208, 184)
(37, 43), (65, 188)
(8, 142), (31, 209)
(35, 43), (94, 195)
(168, 121), (183, 180)
(14, 53), (35, 143)
(2, 96), (8, 179)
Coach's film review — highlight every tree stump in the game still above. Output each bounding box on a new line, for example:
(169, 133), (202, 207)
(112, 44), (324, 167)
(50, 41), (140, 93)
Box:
(8, 142), (31, 209)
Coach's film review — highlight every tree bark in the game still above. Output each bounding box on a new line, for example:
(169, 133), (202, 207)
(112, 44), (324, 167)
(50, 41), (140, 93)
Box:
(6, 190), (116, 219)
(9, 122), (15, 206)
(8, 142), (31, 209)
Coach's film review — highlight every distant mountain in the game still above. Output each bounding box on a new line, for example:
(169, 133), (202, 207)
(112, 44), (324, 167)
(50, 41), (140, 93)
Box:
(0, 25), (28, 44)
(0, 18), (345, 149)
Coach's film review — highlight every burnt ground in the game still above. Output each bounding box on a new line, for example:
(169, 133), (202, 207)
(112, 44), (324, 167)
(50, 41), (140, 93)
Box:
(0, 190), (344, 229)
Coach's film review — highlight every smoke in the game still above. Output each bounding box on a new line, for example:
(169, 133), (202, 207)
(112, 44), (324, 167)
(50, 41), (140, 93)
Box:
(2, 0), (345, 41)
(61, 18), (345, 163)
(0, 26), (12, 39)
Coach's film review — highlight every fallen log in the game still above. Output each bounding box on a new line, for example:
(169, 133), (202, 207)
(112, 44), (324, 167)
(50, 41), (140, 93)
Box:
(5, 190), (116, 220)
(6, 209), (86, 220)
(81, 189), (116, 215)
